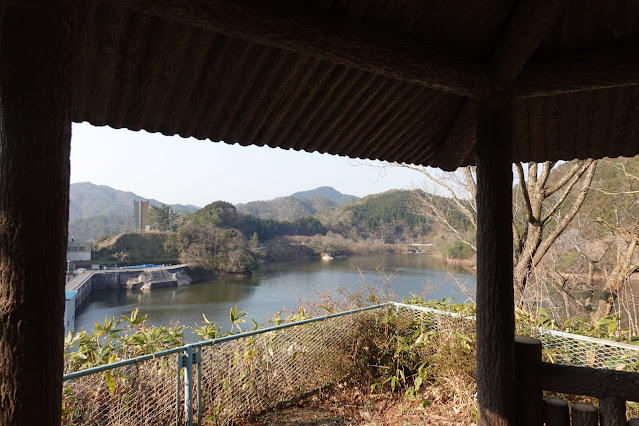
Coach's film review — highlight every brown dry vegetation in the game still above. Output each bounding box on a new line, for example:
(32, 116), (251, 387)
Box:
(246, 380), (476, 425)
(241, 299), (478, 426)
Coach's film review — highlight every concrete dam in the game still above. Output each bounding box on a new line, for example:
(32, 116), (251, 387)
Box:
(64, 265), (192, 332)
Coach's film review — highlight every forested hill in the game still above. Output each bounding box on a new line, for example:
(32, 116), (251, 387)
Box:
(71, 183), (436, 243)
(318, 190), (432, 242)
(69, 182), (200, 240)
(70, 182), (199, 220)
(236, 186), (357, 221)
(290, 186), (357, 203)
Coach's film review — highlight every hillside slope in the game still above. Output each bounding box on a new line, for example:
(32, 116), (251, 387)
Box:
(237, 186), (357, 221)
(70, 182), (199, 221)
(290, 186), (357, 204)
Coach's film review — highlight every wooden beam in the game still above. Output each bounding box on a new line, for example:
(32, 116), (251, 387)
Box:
(516, 47), (639, 98)
(539, 363), (639, 401)
(431, 0), (565, 169)
(0, 1), (72, 425)
(104, 0), (489, 98)
(475, 93), (516, 425)
(491, 0), (567, 86)
(430, 100), (476, 171)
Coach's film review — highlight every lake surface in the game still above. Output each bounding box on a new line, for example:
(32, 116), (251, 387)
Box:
(75, 253), (476, 339)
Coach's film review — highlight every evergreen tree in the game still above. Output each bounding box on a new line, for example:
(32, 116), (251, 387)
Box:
(249, 232), (260, 248)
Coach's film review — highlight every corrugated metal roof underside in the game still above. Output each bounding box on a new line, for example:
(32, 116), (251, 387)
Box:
(71, 1), (639, 169)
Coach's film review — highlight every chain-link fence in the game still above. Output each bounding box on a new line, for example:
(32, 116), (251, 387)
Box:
(530, 327), (639, 370)
(62, 350), (182, 425)
(62, 302), (639, 425)
(62, 303), (390, 425)
(394, 302), (639, 371)
(194, 307), (375, 424)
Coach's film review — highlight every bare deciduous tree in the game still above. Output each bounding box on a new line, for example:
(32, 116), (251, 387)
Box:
(394, 160), (598, 302)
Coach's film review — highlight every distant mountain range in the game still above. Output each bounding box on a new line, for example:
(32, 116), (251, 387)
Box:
(68, 183), (430, 243)
(68, 183), (200, 241)
(69, 182), (200, 221)
(237, 186), (358, 221)
(290, 186), (357, 204)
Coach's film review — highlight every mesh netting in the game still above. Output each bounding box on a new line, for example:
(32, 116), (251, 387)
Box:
(62, 302), (639, 425)
(62, 353), (181, 425)
(194, 308), (381, 425)
(530, 328), (639, 370)
(394, 303), (639, 371)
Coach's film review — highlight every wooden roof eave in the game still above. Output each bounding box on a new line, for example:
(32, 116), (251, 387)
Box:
(103, 0), (491, 99)
(98, 0), (639, 171)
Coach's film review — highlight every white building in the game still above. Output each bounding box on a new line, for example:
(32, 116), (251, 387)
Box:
(67, 241), (91, 262)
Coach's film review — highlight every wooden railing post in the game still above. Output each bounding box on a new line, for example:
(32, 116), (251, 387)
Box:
(543, 397), (570, 426)
(599, 396), (626, 426)
(515, 335), (542, 425)
(571, 402), (599, 426)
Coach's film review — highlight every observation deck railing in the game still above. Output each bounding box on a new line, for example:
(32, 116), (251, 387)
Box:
(62, 302), (639, 425)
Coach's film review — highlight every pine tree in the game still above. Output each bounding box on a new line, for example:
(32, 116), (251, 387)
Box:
(249, 232), (260, 248)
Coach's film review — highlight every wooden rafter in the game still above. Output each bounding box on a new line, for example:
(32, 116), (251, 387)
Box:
(491, 0), (568, 87)
(428, 99), (476, 171)
(104, 0), (489, 98)
(516, 47), (639, 98)
(430, 0), (566, 170)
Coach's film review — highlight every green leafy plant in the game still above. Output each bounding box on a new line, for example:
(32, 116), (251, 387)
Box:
(194, 314), (221, 340)
(229, 306), (247, 333)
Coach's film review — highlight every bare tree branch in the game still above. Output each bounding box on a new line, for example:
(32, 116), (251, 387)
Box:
(516, 162), (534, 223)
(397, 163), (477, 229)
(532, 160), (597, 267)
(537, 161), (554, 189)
(595, 218), (639, 243)
(543, 160), (591, 197)
(541, 159), (596, 224)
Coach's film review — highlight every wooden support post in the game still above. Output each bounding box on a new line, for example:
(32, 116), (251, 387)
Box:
(0, 1), (72, 425)
(475, 93), (515, 425)
(515, 335), (542, 425)
(599, 396), (626, 426)
(571, 402), (599, 426)
(543, 398), (570, 426)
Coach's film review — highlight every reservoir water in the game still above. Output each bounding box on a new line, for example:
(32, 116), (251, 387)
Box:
(75, 253), (476, 338)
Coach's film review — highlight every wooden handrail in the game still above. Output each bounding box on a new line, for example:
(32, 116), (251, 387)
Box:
(538, 363), (639, 401)
(515, 335), (639, 425)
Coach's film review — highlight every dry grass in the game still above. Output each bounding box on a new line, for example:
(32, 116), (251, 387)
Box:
(244, 311), (479, 426)
(245, 379), (476, 425)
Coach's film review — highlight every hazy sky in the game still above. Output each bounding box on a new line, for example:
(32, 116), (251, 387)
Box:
(70, 123), (437, 207)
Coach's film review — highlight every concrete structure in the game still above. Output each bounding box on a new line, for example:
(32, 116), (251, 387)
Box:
(65, 265), (192, 311)
(133, 200), (149, 233)
(66, 241), (91, 262)
(63, 291), (77, 334)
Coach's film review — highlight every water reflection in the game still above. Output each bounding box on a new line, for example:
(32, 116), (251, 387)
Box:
(75, 254), (476, 339)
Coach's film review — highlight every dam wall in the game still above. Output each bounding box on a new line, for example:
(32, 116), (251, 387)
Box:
(65, 264), (192, 312)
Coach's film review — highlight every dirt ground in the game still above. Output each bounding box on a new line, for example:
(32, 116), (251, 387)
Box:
(241, 382), (476, 425)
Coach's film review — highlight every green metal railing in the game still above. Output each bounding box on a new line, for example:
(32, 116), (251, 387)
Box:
(62, 303), (391, 425)
(63, 302), (639, 425)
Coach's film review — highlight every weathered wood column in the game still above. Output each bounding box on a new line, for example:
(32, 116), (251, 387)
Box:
(0, 1), (72, 424)
(475, 93), (516, 425)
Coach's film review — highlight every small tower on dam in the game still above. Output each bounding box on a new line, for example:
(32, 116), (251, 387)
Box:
(133, 199), (149, 232)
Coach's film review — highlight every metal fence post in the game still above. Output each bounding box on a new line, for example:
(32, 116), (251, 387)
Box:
(193, 348), (202, 426)
(184, 345), (194, 426)
(177, 353), (183, 426)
